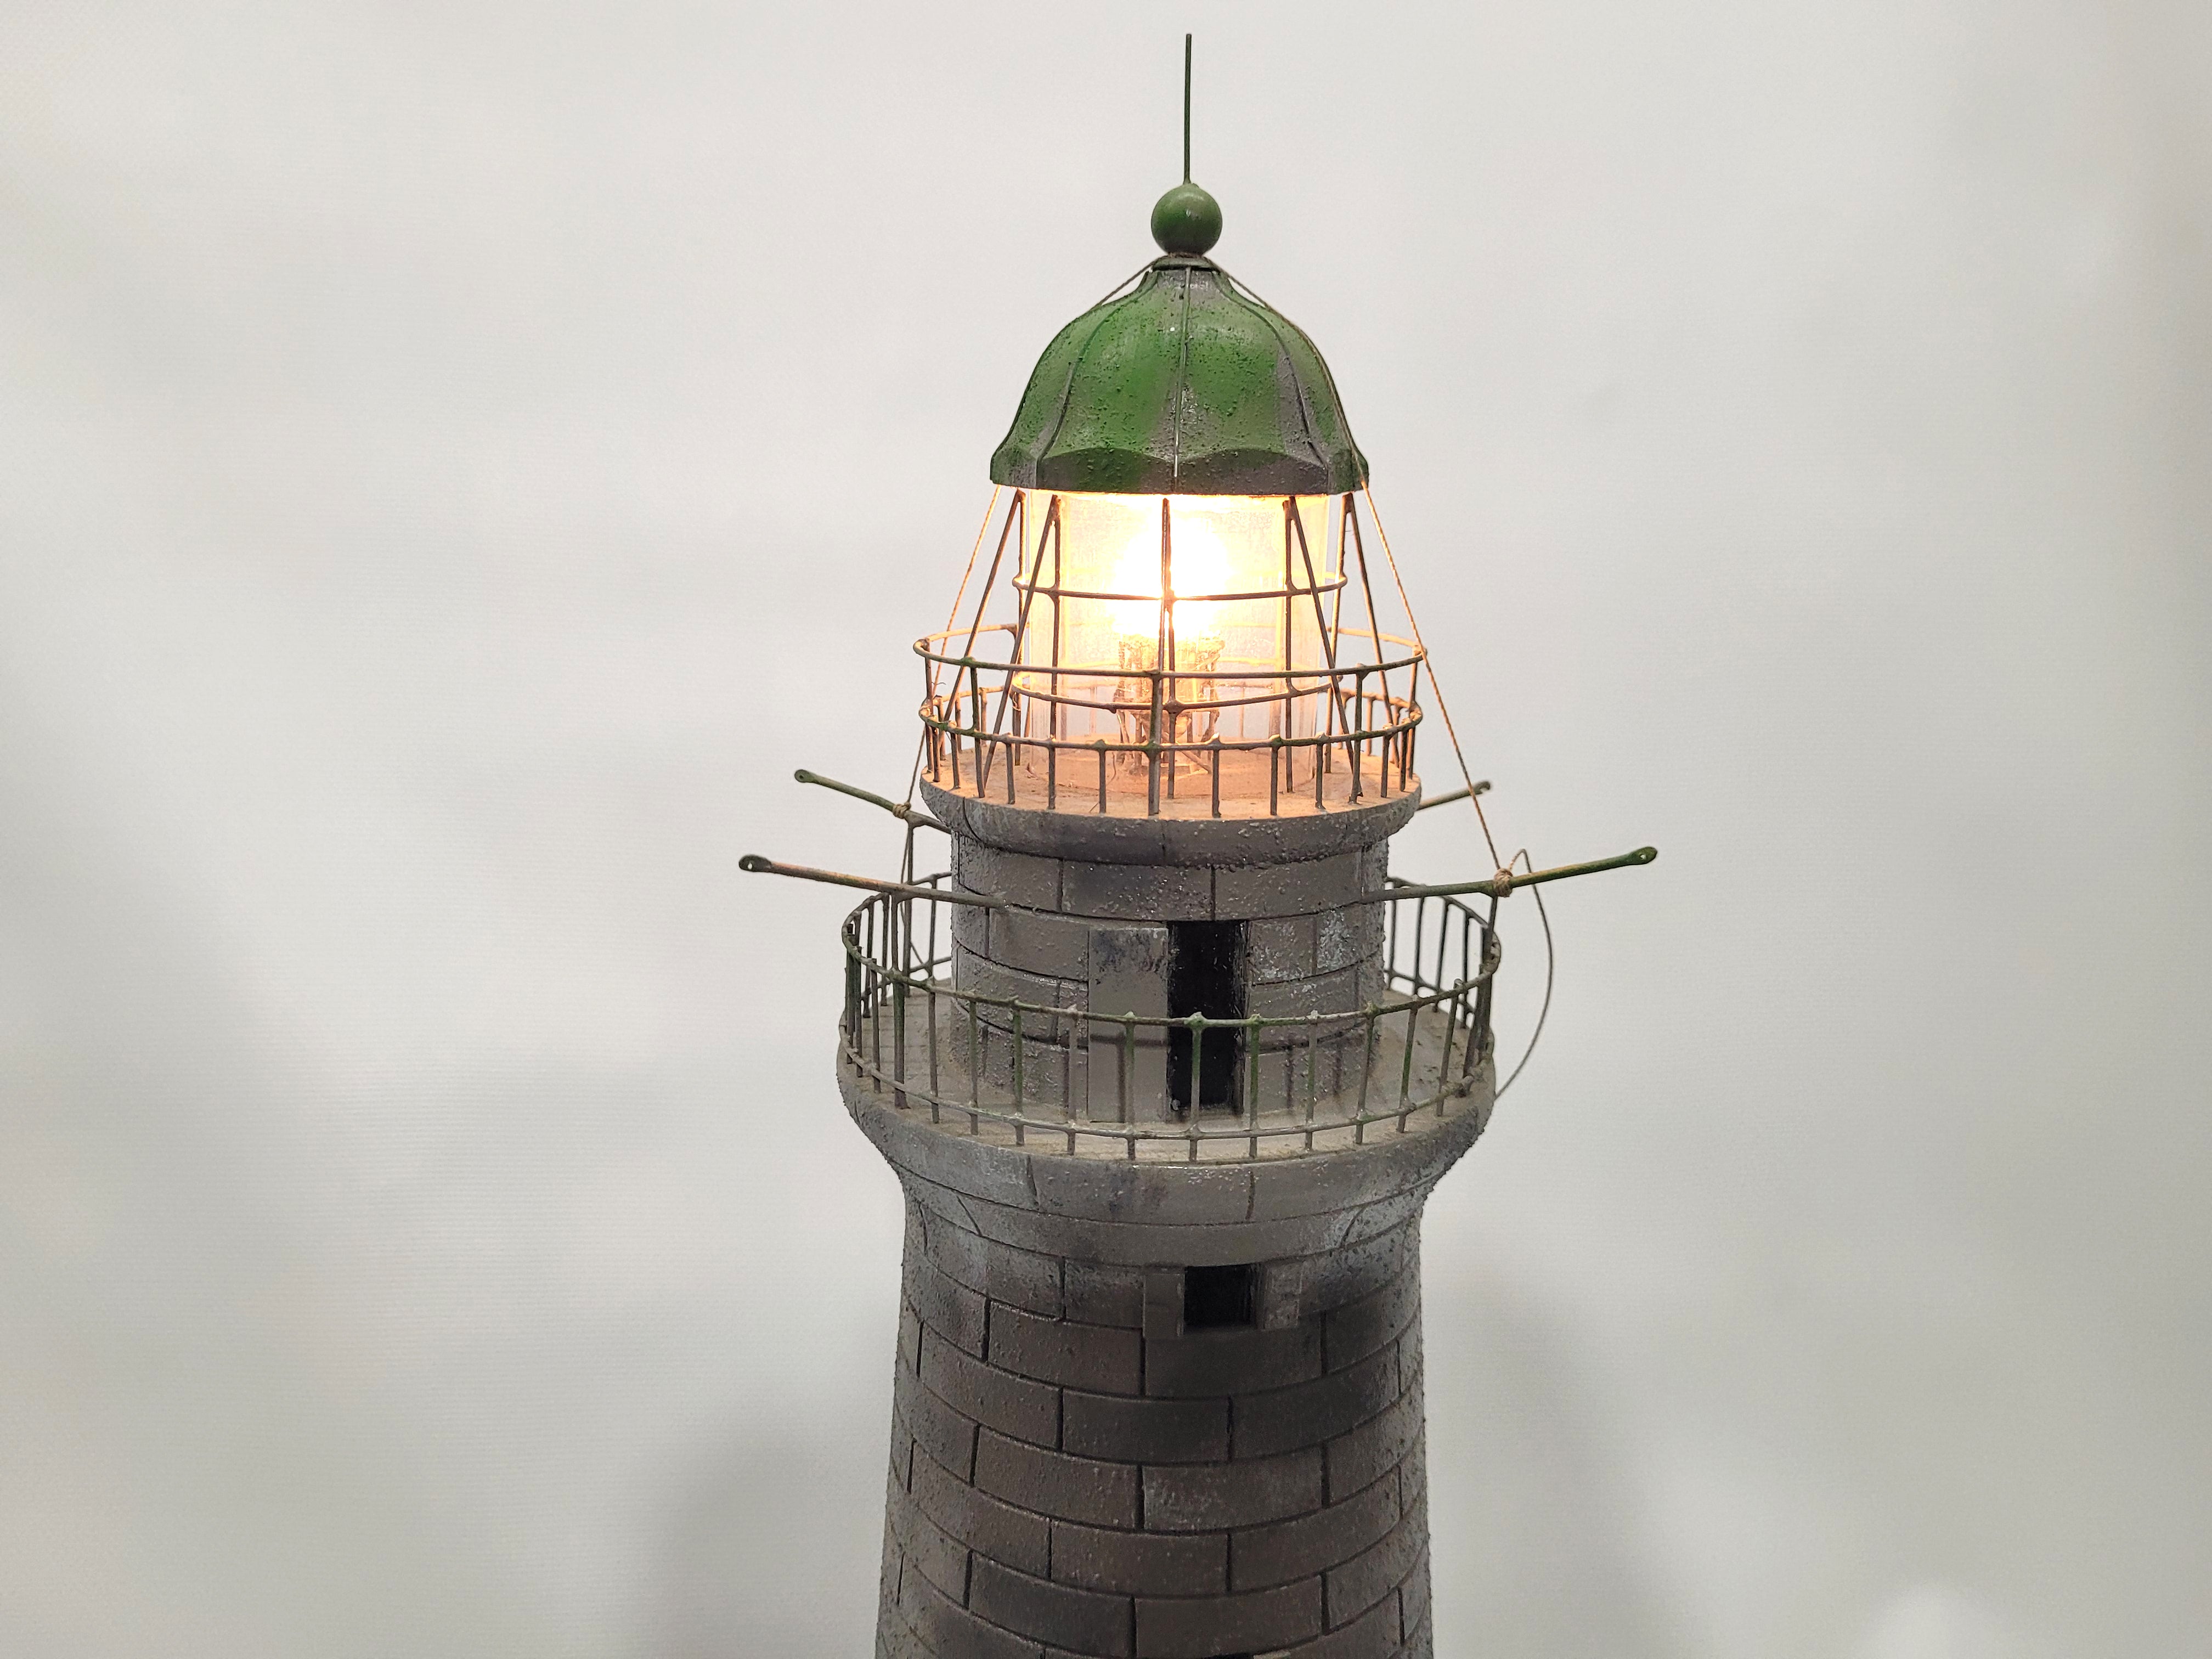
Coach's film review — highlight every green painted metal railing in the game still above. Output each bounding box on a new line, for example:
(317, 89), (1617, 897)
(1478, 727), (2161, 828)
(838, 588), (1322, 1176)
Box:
(836, 878), (1498, 1162)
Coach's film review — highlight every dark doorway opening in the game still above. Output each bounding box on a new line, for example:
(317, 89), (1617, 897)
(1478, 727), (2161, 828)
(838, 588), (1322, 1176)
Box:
(1183, 1263), (1257, 1330)
(1168, 920), (1245, 1115)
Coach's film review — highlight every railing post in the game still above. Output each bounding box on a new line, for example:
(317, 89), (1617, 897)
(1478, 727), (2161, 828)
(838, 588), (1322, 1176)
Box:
(1061, 1019), (1075, 1154)
(947, 670), (963, 792)
(866, 901), (883, 1088)
(1354, 1003), (1376, 1133)
(1187, 1014), (1205, 1163)
(926, 977), (941, 1119)
(1474, 924), (1498, 1063)
(891, 911), (908, 1110)
(1306, 1013), (1322, 1135)
(966, 997), (981, 1134)
(1351, 667), (1366, 800)
(1246, 1021), (1262, 1143)
(968, 674), (984, 788)
(1011, 1005), (1026, 1145)
(1398, 1003), (1418, 1109)
(1119, 1015), (1135, 1127)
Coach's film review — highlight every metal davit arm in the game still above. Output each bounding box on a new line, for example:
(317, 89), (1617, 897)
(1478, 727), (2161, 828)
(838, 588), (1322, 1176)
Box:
(1377, 845), (1659, 904)
(792, 768), (949, 834)
(738, 856), (1002, 910)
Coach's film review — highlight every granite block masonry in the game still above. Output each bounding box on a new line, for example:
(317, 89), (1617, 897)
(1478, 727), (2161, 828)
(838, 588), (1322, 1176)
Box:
(840, 778), (1489, 1658)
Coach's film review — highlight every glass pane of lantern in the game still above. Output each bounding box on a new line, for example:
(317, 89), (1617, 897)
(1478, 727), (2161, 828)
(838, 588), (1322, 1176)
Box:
(1011, 493), (1339, 752)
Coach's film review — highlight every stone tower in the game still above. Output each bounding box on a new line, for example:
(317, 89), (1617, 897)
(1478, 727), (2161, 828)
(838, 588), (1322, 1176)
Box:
(848, 168), (1489, 1659)
(747, 163), (1647, 1657)
(853, 776), (1474, 1659)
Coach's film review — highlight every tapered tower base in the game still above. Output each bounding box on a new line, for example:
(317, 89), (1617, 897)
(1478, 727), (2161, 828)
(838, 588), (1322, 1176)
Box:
(847, 1054), (1485, 1658)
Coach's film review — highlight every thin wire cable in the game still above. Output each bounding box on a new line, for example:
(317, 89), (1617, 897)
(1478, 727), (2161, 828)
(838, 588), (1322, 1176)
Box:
(1364, 487), (1559, 1096)
(938, 487), (1001, 678)
(906, 487), (1002, 807)
(1090, 261), (1158, 313)
(1360, 488), (1502, 867)
(1498, 852), (1554, 1098)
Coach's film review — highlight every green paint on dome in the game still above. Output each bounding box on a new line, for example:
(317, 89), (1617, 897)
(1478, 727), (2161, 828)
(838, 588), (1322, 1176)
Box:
(989, 254), (1369, 497)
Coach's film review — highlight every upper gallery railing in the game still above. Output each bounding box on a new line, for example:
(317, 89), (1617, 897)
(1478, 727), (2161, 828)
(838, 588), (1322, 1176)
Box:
(917, 622), (1424, 818)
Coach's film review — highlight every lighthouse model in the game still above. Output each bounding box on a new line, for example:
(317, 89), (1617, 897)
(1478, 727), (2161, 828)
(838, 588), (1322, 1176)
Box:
(746, 95), (1652, 1659)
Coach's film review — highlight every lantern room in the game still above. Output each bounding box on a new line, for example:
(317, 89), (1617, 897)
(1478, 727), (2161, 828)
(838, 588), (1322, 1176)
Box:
(918, 213), (1423, 821)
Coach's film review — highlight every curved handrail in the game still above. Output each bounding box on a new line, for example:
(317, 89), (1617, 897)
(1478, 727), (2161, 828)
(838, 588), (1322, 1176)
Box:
(915, 628), (1426, 816)
(834, 881), (1497, 1160)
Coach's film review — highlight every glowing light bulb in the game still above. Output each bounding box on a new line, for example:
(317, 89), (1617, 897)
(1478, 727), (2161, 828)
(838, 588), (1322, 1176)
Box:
(1109, 516), (1233, 645)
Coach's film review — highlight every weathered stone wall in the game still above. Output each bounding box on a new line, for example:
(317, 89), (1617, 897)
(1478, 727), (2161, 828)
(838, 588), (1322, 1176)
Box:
(947, 838), (1392, 1018)
(865, 781), (1470, 1657)
(944, 837), (1392, 1121)
(877, 1199), (1434, 1659)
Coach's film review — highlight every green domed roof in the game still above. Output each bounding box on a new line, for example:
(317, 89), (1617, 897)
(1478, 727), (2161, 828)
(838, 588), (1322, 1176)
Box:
(989, 253), (1369, 496)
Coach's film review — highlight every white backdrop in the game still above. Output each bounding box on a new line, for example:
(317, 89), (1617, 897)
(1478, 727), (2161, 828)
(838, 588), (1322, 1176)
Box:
(3, 4), (2207, 1656)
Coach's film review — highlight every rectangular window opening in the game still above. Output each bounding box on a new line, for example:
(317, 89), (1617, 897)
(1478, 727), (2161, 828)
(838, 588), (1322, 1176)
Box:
(1168, 919), (1245, 1115)
(1183, 1263), (1257, 1331)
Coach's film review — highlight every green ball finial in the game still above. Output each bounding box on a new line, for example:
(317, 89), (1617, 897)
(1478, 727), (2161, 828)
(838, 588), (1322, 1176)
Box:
(1152, 182), (1222, 256)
